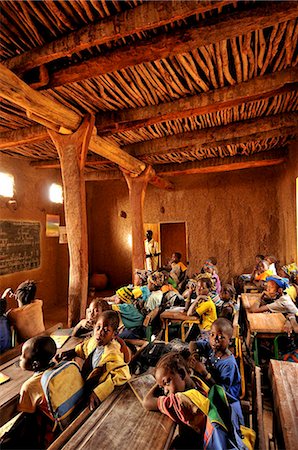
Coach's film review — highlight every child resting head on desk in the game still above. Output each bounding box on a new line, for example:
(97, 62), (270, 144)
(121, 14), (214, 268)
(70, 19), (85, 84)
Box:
(189, 318), (241, 401)
(58, 310), (131, 411)
(143, 351), (209, 449)
(72, 298), (111, 337)
(249, 276), (298, 315)
(185, 275), (217, 338)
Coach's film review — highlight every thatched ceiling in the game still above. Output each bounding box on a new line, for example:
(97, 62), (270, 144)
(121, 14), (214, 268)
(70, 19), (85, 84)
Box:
(0, 0), (297, 178)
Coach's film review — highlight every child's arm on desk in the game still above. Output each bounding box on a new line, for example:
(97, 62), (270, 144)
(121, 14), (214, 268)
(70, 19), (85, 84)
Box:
(187, 299), (199, 316)
(248, 303), (269, 313)
(143, 383), (163, 411)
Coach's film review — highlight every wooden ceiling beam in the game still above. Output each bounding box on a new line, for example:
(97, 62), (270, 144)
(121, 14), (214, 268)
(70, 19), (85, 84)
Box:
(4, 1), (228, 74)
(0, 64), (145, 174)
(155, 150), (287, 177)
(127, 112), (298, 157)
(0, 124), (48, 149)
(30, 157), (111, 169)
(95, 67), (298, 135)
(46, 2), (298, 88)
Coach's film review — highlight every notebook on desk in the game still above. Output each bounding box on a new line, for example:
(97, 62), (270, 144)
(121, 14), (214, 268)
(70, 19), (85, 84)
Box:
(0, 372), (10, 385)
(50, 328), (73, 349)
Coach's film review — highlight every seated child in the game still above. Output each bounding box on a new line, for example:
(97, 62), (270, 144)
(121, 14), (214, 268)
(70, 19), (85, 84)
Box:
(132, 269), (151, 302)
(189, 318), (241, 400)
(143, 352), (209, 449)
(254, 260), (273, 282)
(59, 310), (131, 410)
(185, 276), (217, 337)
(18, 335), (58, 448)
(250, 254), (265, 281)
(169, 252), (188, 292)
(202, 260), (221, 295)
(145, 272), (165, 311)
(7, 280), (45, 343)
(111, 287), (145, 340)
(72, 298), (111, 337)
(265, 255), (277, 276)
(250, 276), (298, 315)
(219, 284), (237, 322)
(0, 297), (12, 354)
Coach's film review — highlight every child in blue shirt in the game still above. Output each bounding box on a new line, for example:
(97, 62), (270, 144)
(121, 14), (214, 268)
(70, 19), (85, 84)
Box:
(189, 318), (241, 400)
(112, 287), (145, 339)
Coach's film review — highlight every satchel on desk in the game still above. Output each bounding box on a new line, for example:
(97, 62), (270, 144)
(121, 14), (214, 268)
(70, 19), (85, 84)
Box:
(41, 360), (85, 430)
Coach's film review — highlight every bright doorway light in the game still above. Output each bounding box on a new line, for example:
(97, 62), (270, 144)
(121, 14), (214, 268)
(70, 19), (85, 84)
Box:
(0, 172), (14, 198)
(49, 183), (63, 203)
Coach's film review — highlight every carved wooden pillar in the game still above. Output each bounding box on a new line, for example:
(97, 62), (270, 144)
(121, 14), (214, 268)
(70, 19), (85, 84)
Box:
(48, 115), (94, 326)
(123, 166), (154, 279)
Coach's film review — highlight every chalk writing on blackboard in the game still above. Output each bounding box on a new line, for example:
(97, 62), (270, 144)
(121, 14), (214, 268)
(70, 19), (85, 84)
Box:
(0, 221), (40, 275)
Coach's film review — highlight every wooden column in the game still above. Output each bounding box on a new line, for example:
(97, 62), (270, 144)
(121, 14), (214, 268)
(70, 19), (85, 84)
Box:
(123, 166), (154, 279)
(48, 115), (94, 326)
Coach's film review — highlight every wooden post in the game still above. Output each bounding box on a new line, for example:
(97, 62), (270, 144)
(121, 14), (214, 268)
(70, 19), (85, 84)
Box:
(48, 115), (94, 326)
(123, 166), (155, 279)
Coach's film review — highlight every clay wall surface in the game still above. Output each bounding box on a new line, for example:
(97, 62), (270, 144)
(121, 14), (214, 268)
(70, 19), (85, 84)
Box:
(276, 139), (298, 263)
(0, 155), (68, 317)
(87, 165), (281, 288)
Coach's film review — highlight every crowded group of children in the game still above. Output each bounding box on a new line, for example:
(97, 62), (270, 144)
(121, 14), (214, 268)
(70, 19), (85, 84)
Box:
(1, 253), (297, 449)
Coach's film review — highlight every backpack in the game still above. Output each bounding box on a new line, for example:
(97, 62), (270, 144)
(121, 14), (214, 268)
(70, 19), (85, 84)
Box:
(41, 361), (85, 430)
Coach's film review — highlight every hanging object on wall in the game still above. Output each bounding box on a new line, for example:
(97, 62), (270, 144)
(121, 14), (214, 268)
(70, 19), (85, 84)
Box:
(59, 226), (67, 244)
(46, 214), (60, 237)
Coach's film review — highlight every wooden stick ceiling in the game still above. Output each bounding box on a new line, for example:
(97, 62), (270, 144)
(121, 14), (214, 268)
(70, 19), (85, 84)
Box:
(95, 67), (298, 135)
(10, 1), (298, 89)
(4, 1), (230, 74)
(0, 63), (145, 174)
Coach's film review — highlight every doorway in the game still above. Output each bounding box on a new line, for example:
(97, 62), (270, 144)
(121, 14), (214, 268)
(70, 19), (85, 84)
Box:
(160, 222), (187, 267)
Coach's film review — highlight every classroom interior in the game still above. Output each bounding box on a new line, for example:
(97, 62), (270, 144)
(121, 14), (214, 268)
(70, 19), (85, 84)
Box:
(0, 1), (298, 449)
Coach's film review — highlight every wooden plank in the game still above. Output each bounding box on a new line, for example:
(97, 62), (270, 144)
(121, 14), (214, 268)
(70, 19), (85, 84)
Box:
(46, 2), (298, 88)
(269, 360), (298, 450)
(156, 155), (286, 177)
(95, 67), (298, 135)
(5, 1), (228, 74)
(60, 383), (175, 450)
(247, 312), (286, 334)
(127, 112), (298, 157)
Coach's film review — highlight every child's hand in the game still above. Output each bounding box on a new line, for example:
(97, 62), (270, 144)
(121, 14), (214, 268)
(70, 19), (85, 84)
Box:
(56, 349), (76, 362)
(284, 319), (293, 336)
(89, 392), (101, 411)
(189, 357), (208, 377)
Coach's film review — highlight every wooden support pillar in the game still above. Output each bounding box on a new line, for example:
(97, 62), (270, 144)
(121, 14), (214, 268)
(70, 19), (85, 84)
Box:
(48, 115), (94, 326)
(123, 166), (154, 279)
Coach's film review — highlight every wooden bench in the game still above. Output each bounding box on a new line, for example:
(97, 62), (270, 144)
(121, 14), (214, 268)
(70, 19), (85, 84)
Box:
(49, 373), (176, 450)
(0, 331), (82, 427)
(269, 360), (298, 450)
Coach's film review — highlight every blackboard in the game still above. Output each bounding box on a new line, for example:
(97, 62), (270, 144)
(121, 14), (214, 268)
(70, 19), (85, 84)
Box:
(0, 221), (40, 275)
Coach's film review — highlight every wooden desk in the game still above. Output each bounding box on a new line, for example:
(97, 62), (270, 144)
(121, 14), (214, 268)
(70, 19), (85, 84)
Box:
(246, 313), (286, 365)
(0, 335), (82, 427)
(269, 360), (298, 450)
(241, 293), (262, 310)
(247, 313), (286, 335)
(160, 309), (198, 343)
(58, 374), (175, 450)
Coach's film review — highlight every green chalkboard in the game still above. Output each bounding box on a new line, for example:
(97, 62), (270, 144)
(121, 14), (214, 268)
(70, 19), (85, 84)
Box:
(0, 221), (40, 275)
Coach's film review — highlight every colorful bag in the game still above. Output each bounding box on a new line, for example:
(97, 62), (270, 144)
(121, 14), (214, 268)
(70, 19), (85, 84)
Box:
(41, 361), (85, 430)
